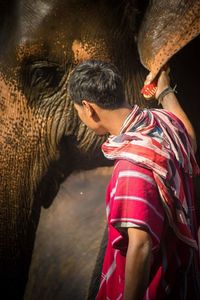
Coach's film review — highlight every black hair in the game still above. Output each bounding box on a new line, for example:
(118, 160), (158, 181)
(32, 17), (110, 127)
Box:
(67, 60), (125, 109)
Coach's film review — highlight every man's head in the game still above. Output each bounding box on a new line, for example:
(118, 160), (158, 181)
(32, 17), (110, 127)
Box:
(67, 60), (126, 135)
(68, 60), (125, 109)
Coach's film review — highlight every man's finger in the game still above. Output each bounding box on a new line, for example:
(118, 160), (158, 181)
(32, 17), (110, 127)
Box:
(144, 72), (154, 85)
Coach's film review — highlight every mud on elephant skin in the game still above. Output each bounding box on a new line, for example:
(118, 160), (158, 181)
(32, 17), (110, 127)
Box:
(0, 0), (200, 299)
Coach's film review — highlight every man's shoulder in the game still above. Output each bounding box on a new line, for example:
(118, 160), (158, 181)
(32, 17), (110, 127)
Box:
(154, 108), (187, 132)
(114, 159), (154, 177)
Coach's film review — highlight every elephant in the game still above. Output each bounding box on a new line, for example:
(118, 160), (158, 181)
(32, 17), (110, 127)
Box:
(0, 0), (200, 299)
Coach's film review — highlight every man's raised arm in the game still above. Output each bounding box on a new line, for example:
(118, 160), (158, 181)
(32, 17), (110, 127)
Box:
(145, 71), (197, 153)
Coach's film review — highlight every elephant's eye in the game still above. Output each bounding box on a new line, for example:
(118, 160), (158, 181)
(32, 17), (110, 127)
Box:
(19, 60), (65, 106)
(21, 60), (64, 88)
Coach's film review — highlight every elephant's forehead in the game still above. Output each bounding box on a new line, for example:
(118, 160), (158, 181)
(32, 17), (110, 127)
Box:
(16, 0), (116, 62)
(17, 2), (72, 60)
(19, 0), (113, 41)
(20, 1), (52, 41)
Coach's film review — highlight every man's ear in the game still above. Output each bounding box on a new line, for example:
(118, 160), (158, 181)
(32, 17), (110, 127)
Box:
(82, 100), (95, 117)
(82, 100), (100, 122)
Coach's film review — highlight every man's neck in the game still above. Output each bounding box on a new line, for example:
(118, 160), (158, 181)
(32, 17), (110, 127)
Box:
(101, 106), (133, 136)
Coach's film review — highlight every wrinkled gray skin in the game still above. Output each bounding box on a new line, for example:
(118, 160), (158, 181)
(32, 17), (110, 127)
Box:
(0, 0), (199, 299)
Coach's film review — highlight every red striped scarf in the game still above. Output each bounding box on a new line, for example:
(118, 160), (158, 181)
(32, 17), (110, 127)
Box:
(102, 105), (199, 249)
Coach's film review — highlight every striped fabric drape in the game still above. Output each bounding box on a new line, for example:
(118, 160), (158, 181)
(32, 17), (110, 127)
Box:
(102, 105), (199, 250)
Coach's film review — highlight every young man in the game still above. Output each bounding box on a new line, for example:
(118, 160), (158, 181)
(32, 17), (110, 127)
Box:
(67, 60), (200, 300)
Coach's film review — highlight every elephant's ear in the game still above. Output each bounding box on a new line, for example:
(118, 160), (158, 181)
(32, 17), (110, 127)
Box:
(137, 0), (200, 79)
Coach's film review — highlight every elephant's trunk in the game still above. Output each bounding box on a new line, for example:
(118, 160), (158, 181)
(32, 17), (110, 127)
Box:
(138, 0), (200, 78)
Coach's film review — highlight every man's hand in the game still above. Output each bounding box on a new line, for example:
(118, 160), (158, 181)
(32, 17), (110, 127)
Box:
(124, 228), (152, 300)
(144, 69), (170, 100)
